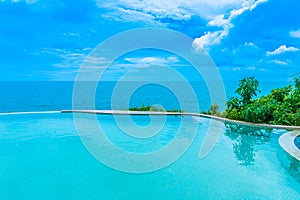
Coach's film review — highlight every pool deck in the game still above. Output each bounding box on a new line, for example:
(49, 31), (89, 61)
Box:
(279, 131), (300, 161)
(62, 110), (300, 130)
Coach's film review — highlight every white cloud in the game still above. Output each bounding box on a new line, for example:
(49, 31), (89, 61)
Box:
(232, 67), (241, 71)
(10, 0), (38, 4)
(290, 30), (300, 38)
(266, 45), (299, 56)
(97, 0), (246, 22)
(244, 42), (256, 47)
(82, 47), (93, 51)
(25, 0), (37, 4)
(193, 31), (228, 51)
(97, 0), (268, 52)
(166, 56), (180, 63)
(193, 0), (268, 51)
(42, 48), (87, 69)
(101, 8), (163, 26)
(62, 32), (80, 37)
(84, 56), (107, 66)
(246, 66), (256, 70)
(268, 59), (291, 65)
(208, 14), (229, 27)
(125, 56), (179, 65)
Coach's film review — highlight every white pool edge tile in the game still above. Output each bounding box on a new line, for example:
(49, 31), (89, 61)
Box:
(279, 131), (300, 161)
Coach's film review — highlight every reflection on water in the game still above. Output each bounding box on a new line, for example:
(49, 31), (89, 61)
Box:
(224, 122), (272, 166)
(288, 156), (300, 182)
(278, 151), (300, 183)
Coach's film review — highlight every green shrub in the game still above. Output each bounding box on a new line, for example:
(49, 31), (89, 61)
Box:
(224, 73), (300, 126)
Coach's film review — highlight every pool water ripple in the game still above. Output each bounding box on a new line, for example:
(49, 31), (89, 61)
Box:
(0, 112), (299, 199)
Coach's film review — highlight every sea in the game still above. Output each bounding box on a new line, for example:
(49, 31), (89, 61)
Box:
(0, 81), (291, 113)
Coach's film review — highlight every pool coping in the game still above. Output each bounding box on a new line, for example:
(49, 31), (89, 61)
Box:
(61, 110), (300, 131)
(279, 131), (300, 161)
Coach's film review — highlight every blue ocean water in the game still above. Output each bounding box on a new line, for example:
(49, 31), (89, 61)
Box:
(0, 81), (291, 113)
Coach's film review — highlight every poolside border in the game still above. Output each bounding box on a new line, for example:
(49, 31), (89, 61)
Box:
(279, 131), (300, 161)
(61, 110), (300, 131)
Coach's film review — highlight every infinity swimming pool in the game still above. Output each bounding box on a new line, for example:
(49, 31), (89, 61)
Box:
(0, 112), (299, 199)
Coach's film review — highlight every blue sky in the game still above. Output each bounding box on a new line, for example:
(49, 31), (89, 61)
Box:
(1, 0), (300, 82)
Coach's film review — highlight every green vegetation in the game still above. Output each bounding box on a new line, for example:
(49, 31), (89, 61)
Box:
(130, 73), (300, 126)
(205, 74), (300, 126)
(224, 122), (272, 165)
(129, 104), (159, 111)
(128, 104), (183, 113)
(166, 108), (184, 113)
(201, 103), (223, 117)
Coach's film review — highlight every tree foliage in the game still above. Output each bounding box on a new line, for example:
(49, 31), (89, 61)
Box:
(129, 104), (183, 113)
(225, 75), (300, 126)
(292, 72), (300, 90)
(236, 77), (261, 105)
(201, 102), (223, 116)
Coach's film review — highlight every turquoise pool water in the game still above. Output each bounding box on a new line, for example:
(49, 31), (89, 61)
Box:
(296, 136), (300, 149)
(0, 112), (299, 199)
